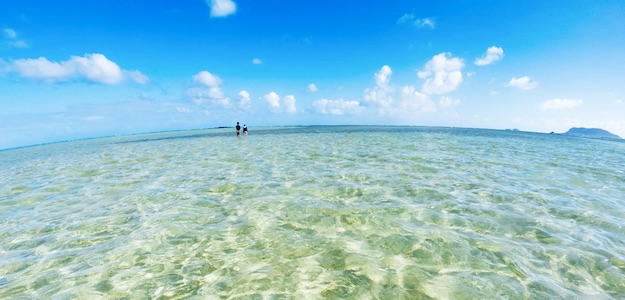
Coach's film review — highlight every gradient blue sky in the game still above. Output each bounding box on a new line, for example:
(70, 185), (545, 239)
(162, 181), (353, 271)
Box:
(1, 0), (624, 149)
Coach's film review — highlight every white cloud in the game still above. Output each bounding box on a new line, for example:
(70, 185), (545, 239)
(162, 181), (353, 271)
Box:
(307, 83), (318, 92)
(313, 99), (363, 115)
(9, 57), (73, 80)
(208, 0), (236, 17)
(193, 71), (222, 87)
(193, 71), (224, 99)
(264, 91), (281, 113)
(263, 92), (297, 114)
(5, 53), (146, 84)
(70, 54), (125, 84)
(238, 90), (251, 110)
(189, 71), (230, 107)
(364, 65), (438, 117)
(507, 76), (538, 90)
(615, 99), (623, 104)
(439, 96), (461, 108)
(397, 14), (435, 28)
(375, 65), (392, 87)
(364, 64), (461, 117)
(399, 86), (437, 113)
(284, 95), (297, 114)
(364, 65), (395, 109)
(252, 58), (262, 65)
(418, 52), (464, 95)
(364, 86), (393, 109)
(475, 46), (504, 66)
(540, 98), (583, 110)
(188, 87), (230, 107)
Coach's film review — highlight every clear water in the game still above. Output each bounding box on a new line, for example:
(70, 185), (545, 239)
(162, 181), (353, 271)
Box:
(1, 126), (624, 299)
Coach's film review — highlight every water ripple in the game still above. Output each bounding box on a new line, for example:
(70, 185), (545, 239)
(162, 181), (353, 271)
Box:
(1, 126), (624, 298)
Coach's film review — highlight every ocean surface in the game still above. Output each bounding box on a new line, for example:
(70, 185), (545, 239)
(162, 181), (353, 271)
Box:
(1, 125), (624, 299)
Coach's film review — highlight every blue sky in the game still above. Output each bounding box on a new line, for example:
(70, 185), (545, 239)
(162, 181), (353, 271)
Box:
(1, 0), (624, 149)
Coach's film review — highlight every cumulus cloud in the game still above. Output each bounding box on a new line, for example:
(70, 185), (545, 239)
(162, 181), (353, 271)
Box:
(540, 98), (583, 111)
(283, 95), (297, 114)
(264, 91), (281, 113)
(364, 87), (393, 109)
(188, 71), (230, 107)
(363, 65), (441, 116)
(67, 54), (122, 83)
(418, 52), (464, 95)
(475, 46), (504, 66)
(238, 90), (252, 110)
(252, 58), (262, 65)
(193, 71), (225, 100)
(507, 76), (538, 90)
(7, 57), (73, 80)
(307, 83), (318, 92)
(207, 0), (236, 17)
(374, 65), (392, 87)
(399, 86), (437, 113)
(264, 92), (297, 114)
(364, 65), (395, 109)
(4, 53), (147, 84)
(313, 99), (363, 115)
(193, 71), (223, 87)
(397, 14), (435, 28)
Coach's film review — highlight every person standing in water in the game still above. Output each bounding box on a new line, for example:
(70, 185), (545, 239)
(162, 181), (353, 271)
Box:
(235, 122), (241, 136)
(243, 124), (248, 136)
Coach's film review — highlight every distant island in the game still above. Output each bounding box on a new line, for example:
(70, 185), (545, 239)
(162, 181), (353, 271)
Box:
(561, 127), (622, 140)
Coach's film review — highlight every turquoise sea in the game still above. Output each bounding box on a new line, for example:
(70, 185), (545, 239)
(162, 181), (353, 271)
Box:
(1, 126), (624, 299)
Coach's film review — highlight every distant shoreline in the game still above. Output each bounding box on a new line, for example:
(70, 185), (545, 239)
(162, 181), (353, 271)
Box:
(557, 127), (622, 141)
(1, 125), (622, 152)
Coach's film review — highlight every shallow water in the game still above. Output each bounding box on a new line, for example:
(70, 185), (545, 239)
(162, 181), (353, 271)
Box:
(1, 126), (624, 299)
